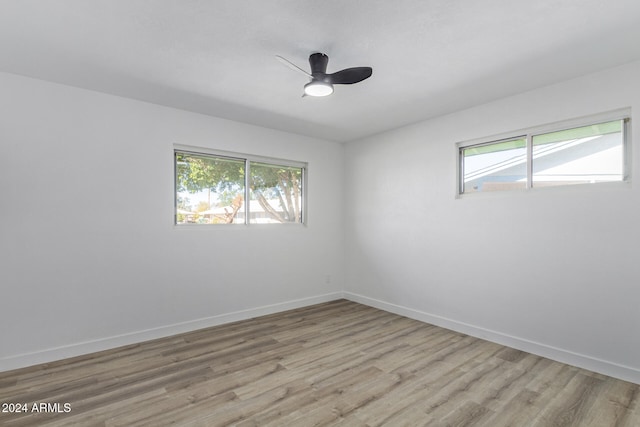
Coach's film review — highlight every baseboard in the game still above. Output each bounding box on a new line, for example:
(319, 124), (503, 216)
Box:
(5, 290), (638, 385)
(344, 291), (640, 385)
(0, 292), (344, 373)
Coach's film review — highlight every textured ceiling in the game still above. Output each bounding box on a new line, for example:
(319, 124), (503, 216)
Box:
(2, 0), (640, 142)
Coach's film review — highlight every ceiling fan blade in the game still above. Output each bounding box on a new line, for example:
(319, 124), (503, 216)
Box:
(275, 55), (312, 78)
(327, 67), (373, 84)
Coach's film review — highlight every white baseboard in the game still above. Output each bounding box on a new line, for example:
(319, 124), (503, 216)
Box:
(5, 291), (638, 385)
(0, 292), (344, 373)
(344, 291), (640, 385)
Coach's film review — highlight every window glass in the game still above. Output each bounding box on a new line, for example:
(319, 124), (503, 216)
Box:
(532, 120), (624, 188)
(175, 152), (245, 224)
(461, 137), (527, 193)
(458, 114), (629, 195)
(250, 163), (303, 224)
(175, 149), (306, 225)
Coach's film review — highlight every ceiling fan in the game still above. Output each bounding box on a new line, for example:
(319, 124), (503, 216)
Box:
(276, 53), (372, 97)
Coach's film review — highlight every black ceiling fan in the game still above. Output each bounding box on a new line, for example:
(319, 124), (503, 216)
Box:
(276, 52), (372, 97)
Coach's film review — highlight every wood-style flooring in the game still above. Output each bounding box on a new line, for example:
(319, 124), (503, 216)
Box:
(0, 300), (638, 426)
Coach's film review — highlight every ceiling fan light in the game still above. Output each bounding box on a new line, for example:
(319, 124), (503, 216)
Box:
(304, 81), (333, 97)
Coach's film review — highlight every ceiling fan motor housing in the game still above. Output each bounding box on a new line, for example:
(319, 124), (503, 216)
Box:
(309, 53), (330, 82)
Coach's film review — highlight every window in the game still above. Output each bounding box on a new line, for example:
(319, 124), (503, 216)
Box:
(250, 162), (303, 224)
(531, 121), (625, 188)
(461, 137), (527, 193)
(458, 113), (630, 194)
(175, 148), (305, 225)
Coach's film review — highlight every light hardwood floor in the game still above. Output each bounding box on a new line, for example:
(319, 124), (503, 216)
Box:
(1, 300), (638, 426)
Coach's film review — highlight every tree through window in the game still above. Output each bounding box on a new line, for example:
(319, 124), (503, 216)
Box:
(175, 150), (305, 225)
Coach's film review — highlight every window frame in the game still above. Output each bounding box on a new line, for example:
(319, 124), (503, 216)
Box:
(457, 109), (632, 196)
(174, 145), (307, 226)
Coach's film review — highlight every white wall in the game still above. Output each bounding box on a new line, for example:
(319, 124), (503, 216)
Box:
(344, 60), (640, 384)
(0, 72), (344, 370)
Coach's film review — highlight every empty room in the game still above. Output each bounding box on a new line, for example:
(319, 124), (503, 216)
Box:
(1, 1), (639, 426)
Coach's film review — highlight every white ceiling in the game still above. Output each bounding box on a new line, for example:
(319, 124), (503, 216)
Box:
(2, 0), (640, 142)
